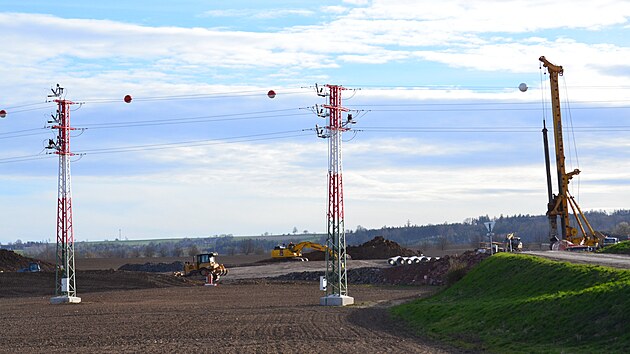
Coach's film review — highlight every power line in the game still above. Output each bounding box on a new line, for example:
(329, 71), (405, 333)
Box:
(77, 130), (310, 155)
(0, 153), (52, 164)
(0, 109), (310, 140)
(0, 130), (312, 163)
(358, 105), (630, 113)
(0, 88), (311, 116)
(346, 99), (630, 107)
(351, 84), (630, 90)
(357, 125), (630, 133)
(0, 127), (49, 137)
(74, 88), (311, 104)
(81, 109), (310, 129)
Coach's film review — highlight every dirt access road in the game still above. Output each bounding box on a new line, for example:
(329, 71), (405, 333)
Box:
(227, 259), (388, 280)
(525, 251), (630, 269)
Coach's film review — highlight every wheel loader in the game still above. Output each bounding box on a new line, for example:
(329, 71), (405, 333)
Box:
(183, 252), (228, 282)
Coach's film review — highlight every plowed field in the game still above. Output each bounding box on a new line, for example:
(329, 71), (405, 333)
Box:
(0, 261), (465, 353)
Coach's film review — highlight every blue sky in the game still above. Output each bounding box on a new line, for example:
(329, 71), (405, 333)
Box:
(1, 0), (630, 243)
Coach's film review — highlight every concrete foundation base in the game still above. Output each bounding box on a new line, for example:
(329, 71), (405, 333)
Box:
(50, 295), (82, 305)
(320, 294), (354, 306)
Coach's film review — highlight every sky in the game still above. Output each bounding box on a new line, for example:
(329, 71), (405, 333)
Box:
(1, 0), (630, 243)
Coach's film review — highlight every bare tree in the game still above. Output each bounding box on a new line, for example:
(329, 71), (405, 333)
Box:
(143, 242), (157, 257)
(437, 235), (449, 251)
(239, 239), (255, 255)
(158, 244), (171, 257)
(188, 245), (200, 256)
(129, 248), (141, 258)
(613, 222), (630, 237)
(173, 245), (184, 257)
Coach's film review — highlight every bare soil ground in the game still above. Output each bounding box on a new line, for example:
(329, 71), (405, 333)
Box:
(72, 254), (269, 271)
(0, 282), (464, 353)
(0, 254), (467, 353)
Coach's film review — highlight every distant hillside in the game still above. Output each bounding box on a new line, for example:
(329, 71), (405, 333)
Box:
(347, 210), (630, 248)
(6, 210), (630, 258)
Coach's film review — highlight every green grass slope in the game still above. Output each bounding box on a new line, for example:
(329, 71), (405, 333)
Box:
(599, 240), (630, 255)
(391, 253), (630, 353)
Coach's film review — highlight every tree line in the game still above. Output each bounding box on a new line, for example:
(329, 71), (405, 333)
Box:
(4, 210), (630, 259)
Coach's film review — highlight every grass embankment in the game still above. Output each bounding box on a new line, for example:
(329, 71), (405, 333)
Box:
(599, 240), (630, 255)
(391, 253), (630, 353)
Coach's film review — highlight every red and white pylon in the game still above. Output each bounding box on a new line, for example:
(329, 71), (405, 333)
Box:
(316, 84), (355, 306)
(47, 85), (81, 304)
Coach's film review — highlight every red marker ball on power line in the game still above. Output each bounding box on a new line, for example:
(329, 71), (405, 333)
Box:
(0, 109), (6, 118)
(267, 90), (276, 99)
(124, 95), (133, 103)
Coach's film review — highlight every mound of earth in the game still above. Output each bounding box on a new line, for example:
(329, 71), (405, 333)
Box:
(296, 236), (421, 261)
(273, 250), (490, 286)
(0, 249), (55, 272)
(117, 261), (184, 272)
(347, 236), (419, 260)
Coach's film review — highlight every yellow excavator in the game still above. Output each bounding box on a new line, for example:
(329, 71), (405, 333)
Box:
(540, 56), (607, 251)
(182, 252), (229, 281)
(271, 241), (332, 261)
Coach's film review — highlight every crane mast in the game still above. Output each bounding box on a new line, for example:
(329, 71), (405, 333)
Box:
(540, 56), (576, 241)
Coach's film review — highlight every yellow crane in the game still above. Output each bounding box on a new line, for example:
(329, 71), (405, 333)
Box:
(540, 56), (606, 250)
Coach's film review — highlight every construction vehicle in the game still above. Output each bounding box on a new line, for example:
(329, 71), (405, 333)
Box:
(271, 241), (332, 261)
(540, 56), (607, 251)
(182, 253), (228, 282)
(476, 233), (521, 254)
(504, 233), (523, 252)
(17, 262), (41, 273)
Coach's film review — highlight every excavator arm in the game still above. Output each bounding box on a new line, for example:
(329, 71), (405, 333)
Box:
(291, 241), (329, 253)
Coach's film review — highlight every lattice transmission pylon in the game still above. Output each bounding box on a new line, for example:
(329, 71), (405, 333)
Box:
(314, 84), (356, 306)
(47, 85), (81, 304)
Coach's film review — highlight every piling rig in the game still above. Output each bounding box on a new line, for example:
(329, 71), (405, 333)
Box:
(540, 56), (606, 250)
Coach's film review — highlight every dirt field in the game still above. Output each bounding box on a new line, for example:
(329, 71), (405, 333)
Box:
(0, 256), (465, 353)
(73, 254), (270, 271)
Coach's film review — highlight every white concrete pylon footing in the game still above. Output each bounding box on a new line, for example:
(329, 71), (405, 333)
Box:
(50, 295), (82, 304)
(320, 295), (354, 306)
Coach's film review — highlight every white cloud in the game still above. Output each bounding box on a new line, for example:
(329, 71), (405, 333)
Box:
(321, 6), (348, 14)
(343, 0), (370, 5)
(201, 8), (314, 19)
(345, 0), (630, 32)
(1, 2), (629, 99)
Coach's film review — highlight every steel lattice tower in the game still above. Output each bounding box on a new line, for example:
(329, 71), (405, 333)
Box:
(318, 84), (354, 306)
(48, 85), (81, 304)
